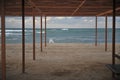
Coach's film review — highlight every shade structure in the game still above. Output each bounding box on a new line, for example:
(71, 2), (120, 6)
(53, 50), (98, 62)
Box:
(0, 0), (120, 80)
(0, 0), (120, 16)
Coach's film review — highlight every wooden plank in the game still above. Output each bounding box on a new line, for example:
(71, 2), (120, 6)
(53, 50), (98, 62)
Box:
(22, 0), (25, 73)
(26, 0), (42, 14)
(5, 5), (112, 9)
(1, 0), (6, 80)
(97, 7), (120, 16)
(40, 16), (43, 52)
(0, 0), (120, 16)
(106, 64), (120, 75)
(112, 0), (116, 65)
(33, 7), (35, 60)
(115, 54), (120, 59)
(112, 0), (116, 78)
(105, 16), (108, 51)
(95, 16), (98, 46)
(45, 16), (47, 47)
(71, 0), (86, 16)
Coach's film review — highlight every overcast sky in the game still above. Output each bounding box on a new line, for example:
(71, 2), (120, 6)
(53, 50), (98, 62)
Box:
(0, 16), (120, 28)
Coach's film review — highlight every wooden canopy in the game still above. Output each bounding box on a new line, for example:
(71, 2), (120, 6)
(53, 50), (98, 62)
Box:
(0, 0), (119, 80)
(0, 0), (120, 16)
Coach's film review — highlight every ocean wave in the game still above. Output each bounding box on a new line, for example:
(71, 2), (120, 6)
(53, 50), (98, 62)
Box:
(6, 33), (13, 35)
(5, 30), (28, 33)
(36, 31), (45, 34)
(6, 30), (22, 32)
(7, 38), (18, 40)
(6, 33), (22, 36)
(61, 28), (69, 31)
(52, 37), (95, 42)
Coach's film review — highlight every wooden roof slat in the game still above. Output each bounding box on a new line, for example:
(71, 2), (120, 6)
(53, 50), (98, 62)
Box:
(26, 0), (42, 14)
(97, 7), (120, 16)
(71, 0), (86, 16)
(1, 0), (120, 16)
(5, 5), (112, 9)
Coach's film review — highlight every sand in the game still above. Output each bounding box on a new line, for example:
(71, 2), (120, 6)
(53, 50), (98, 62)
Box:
(0, 43), (120, 80)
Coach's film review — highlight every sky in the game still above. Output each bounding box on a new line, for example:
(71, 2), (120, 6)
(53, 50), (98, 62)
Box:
(0, 16), (120, 28)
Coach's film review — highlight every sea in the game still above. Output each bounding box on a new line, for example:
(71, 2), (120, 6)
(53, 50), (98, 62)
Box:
(0, 28), (120, 44)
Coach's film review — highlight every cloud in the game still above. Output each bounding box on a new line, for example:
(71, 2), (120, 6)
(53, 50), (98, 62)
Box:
(5, 17), (22, 28)
(4, 17), (41, 28)
(55, 17), (65, 20)
(49, 17), (73, 21)
(0, 16), (119, 28)
(46, 17), (52, 21)
(89, 20), (93, 22)
(84, 19), (88, 22)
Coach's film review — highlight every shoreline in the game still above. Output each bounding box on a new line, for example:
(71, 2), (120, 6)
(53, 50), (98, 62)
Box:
(3, 42), (120, 44)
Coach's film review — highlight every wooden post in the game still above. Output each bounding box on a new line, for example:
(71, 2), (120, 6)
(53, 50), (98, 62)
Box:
(1, 0), (6, 80)
(105, 16), (108, 51)
(95, 16), (98, 46)
(112, 0), (116, 78)
(45, 16), (47, 47)
(33, 7), (35, 60)
(112, 0), (116, 65)
(40, 16), (43, 52)
(22, 0), (25, 73)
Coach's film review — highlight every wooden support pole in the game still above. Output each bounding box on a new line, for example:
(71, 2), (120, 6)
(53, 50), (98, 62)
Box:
(22, 0), (25, 73)
(105, 16), (108, 51)
(1, 0), (6, 80)
(45, 16), (47, 47)
(112, 0), (116, 78)
(112, 0), (116, 65)
(95, 16), (98, 46)
(40, 16), (43, 52)
(33, 7), (35, 60)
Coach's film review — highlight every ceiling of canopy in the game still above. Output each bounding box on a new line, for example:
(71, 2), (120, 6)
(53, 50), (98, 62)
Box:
(0, 0), (120, 16)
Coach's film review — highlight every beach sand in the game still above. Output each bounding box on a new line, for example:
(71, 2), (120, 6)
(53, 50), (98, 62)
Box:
(0, 43), (120, 80)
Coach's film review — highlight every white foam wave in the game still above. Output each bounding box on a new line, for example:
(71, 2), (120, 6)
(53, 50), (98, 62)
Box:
(5, 30), (27, 32)
(6, 30), (22, 32)
(6, 33), (13, 35)
(6, 33), (22, 36)
(61, 28), (69, 31)
(8, 38), (18, 40)
(36, 31), (45, 34)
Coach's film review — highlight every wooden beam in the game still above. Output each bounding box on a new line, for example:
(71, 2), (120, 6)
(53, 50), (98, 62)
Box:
(45, 16), (47, 47)
(33, 0), (82, 3)
(1, 0), (120, 16)
(40, 16), (43, 52)
(5, 11), (97, 14)
(5, 6), (76, 9)
(33, 7), (35, 60)
(95, 16), (98, 46)
(1, 0), (6, 80)
(26, 0), (42, 14)
(112, 0), (116, 65)
(97, 7), (120, 16)
(5, 5), (112, 9)
(71, 0), (86, 16)
(22, 0), (25, 73)
(5, 8), (112, 12)
(112, 0), (116, 78)
(105, 16), (108, 51)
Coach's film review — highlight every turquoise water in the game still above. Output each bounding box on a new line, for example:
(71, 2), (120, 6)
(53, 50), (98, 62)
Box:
(1, 28), (120, 44)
